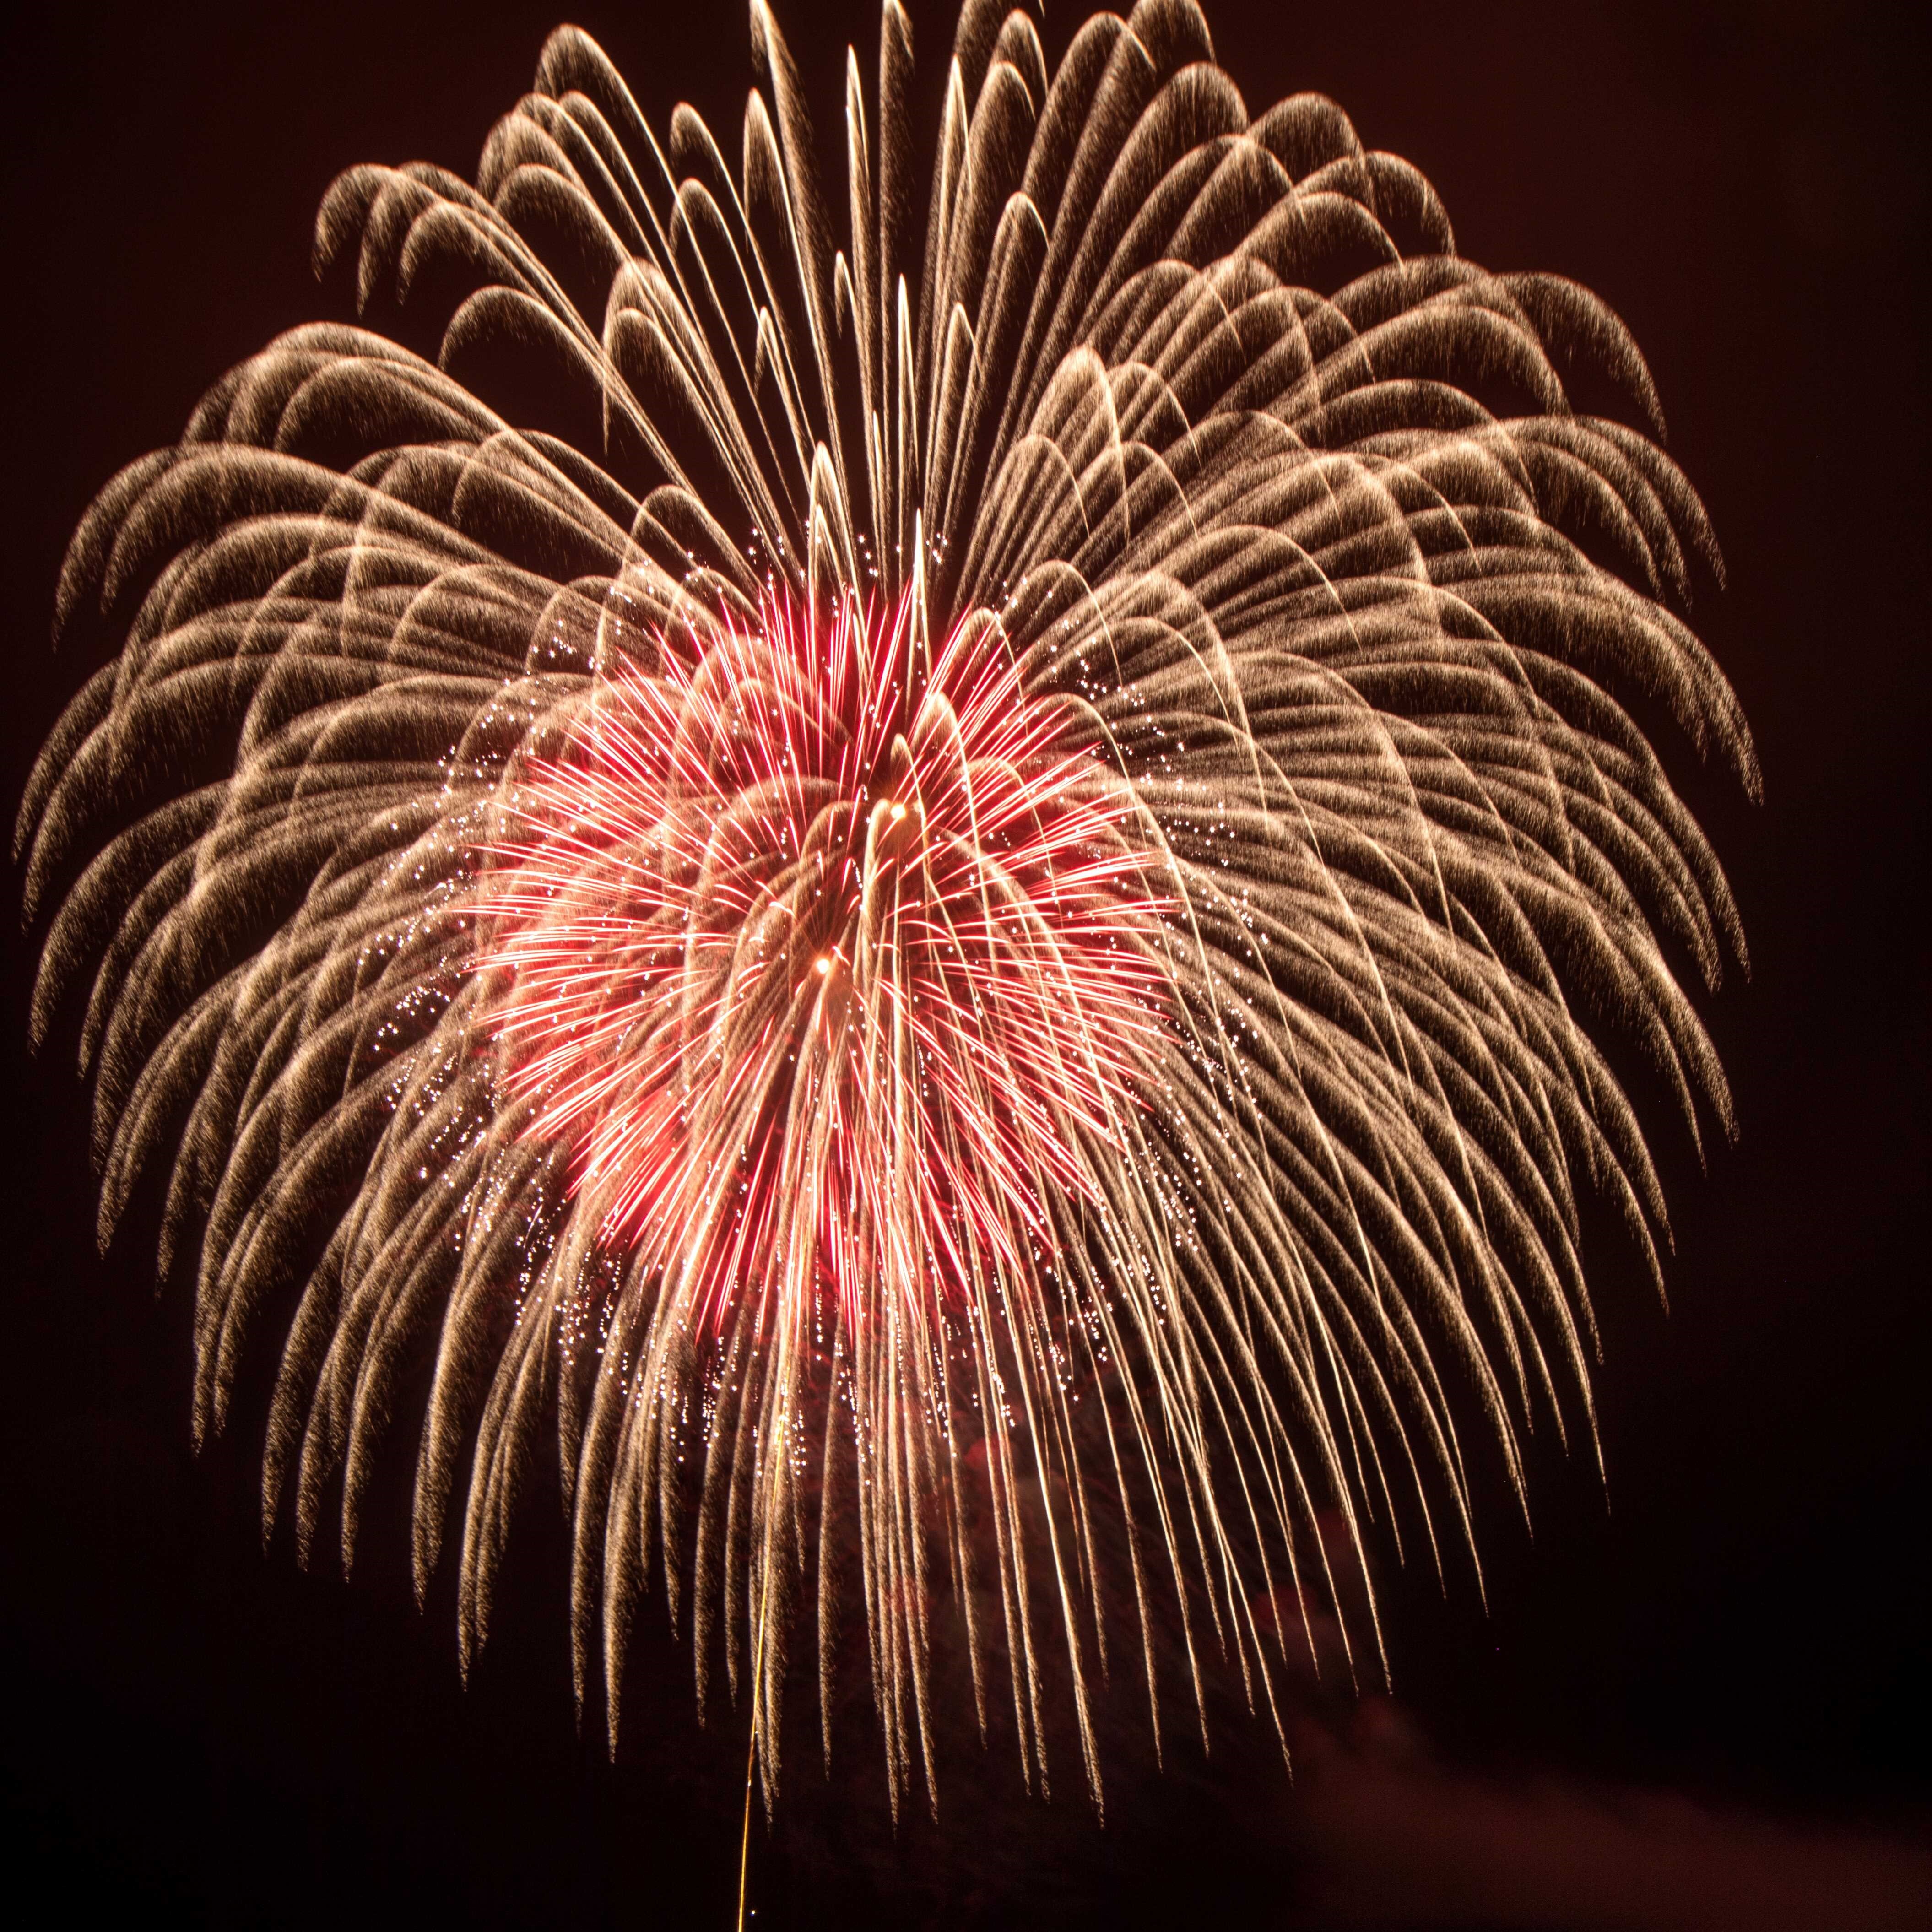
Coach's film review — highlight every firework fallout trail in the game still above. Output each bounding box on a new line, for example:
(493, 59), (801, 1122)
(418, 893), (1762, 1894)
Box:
(18, 0), (1755, 1817)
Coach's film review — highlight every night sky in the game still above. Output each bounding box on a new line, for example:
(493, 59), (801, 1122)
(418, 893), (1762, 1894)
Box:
(3, 2), (1927, 1925)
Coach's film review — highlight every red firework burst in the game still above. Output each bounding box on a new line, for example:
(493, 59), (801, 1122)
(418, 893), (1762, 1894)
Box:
(475, 590), (1172, 1337)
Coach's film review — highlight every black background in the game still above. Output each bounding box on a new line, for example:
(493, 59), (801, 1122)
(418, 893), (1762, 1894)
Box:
(2, 1), (1927, 1925)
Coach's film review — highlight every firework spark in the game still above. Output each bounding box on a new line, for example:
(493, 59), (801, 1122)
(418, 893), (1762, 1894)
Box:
(19, 0), (1754, 1818)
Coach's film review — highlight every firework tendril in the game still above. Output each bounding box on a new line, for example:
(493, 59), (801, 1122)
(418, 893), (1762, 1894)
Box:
(19, 0), (1754, 1817)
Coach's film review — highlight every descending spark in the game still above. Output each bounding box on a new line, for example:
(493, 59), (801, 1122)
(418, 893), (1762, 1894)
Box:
(18, 0), (1754, 1821)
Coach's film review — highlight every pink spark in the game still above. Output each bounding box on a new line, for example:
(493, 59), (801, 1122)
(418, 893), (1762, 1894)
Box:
(472, 591), (1170, 1335)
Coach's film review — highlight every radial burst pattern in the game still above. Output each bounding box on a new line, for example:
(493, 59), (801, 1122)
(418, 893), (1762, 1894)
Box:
(20, 0), (1755, 1813)
(480, 588), (1172, 1299)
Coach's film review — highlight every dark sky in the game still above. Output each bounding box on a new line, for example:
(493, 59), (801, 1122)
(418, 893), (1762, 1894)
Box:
(2, 2), (1927, 1926)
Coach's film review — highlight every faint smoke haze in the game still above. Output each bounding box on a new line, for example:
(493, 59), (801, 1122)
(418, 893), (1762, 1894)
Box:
(1287, 1706), (1932, 1930)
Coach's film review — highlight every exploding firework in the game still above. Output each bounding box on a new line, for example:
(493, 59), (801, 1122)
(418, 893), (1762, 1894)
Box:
(19, 0), (1754, 1818)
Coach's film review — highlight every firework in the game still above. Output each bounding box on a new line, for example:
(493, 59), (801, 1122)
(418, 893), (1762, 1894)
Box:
(19, 0), (1754, 1819)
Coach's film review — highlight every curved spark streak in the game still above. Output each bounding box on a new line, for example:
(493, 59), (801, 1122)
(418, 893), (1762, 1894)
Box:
(19, 0), (1753, 1817)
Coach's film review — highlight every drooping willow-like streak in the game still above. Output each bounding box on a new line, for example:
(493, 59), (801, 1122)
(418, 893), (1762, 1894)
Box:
(20, 0), (1755, 1817)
